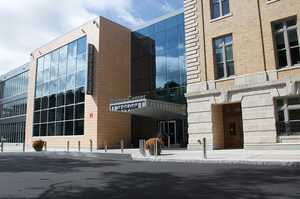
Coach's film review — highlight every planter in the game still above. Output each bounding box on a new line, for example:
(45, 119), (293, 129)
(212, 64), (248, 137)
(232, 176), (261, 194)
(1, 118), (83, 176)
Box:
(35, 147), (43, 151)
(148, 148), (161, 155)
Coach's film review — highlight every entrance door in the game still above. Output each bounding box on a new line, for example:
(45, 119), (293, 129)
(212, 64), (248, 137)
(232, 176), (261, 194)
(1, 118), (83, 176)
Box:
(223, 104), (244, 148)
(160, 121), (177, 147)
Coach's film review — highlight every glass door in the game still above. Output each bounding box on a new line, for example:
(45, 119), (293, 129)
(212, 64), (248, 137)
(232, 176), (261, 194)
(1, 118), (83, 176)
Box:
(160, 121), (177, 147)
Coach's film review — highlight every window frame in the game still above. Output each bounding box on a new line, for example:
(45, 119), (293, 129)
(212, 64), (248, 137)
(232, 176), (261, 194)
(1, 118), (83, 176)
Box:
(211, 0), (231, 20)
(275, 97), (300, 136)
(213, 34), (235, 79)
(272, 17), (300, 69)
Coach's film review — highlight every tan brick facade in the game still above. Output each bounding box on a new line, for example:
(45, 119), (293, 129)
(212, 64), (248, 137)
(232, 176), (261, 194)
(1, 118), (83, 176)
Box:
(185, 0), (300, 150)
(25, 17), (131, 149)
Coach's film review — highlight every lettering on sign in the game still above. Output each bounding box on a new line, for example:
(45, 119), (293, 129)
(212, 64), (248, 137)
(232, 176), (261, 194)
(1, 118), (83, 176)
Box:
(90, 113), (93, 118)
(86, 43), (94, 95)
(110, 95), (146, 104)
(114, 103), (139, 111)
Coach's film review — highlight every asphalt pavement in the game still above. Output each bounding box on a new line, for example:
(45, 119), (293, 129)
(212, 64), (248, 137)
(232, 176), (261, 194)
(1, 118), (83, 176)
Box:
(1, 143), (300, 167)
(1, 151), (300, 199)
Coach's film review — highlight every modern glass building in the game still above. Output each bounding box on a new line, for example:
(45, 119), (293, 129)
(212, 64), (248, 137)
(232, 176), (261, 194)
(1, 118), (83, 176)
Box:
(25, 15), (132, 149)
(0, 63), (29, 143)
(1, 9), (187, 149)
(130, 9), (187, 147)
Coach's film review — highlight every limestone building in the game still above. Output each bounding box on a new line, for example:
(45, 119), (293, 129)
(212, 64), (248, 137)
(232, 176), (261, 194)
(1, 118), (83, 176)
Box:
(184, 0), (300, 150)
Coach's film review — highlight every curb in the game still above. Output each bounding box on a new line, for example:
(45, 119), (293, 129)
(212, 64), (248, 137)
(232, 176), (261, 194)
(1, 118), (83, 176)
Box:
(131, 156), (300, 167)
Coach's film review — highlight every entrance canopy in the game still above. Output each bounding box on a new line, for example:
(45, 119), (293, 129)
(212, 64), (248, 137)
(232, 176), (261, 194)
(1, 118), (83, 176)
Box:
(109, 98), (186, 120)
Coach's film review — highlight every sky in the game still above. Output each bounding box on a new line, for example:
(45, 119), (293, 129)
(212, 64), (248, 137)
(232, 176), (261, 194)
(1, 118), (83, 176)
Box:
(0, 0), (184, 76)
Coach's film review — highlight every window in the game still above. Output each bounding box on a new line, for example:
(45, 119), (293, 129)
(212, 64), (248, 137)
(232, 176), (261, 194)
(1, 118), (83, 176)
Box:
(211, 0), (230, 19)
(273, 18), (300, 68)
(33, 36), (86, 137)
(276, 97), (300, 136)
(214, 35), (235, 79)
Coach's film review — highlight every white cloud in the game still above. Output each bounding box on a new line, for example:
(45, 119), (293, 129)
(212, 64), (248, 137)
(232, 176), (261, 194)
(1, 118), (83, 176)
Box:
(0, 0), (145, 75)
(160, 1), (175, 13)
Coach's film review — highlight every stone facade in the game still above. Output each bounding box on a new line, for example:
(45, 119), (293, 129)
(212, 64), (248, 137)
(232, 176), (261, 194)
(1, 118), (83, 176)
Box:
(184, 0), (300, 150)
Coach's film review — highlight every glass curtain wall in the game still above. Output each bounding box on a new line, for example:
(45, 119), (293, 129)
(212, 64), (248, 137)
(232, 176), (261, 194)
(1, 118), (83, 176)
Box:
(0, 71), (29, 100)
(33, 36), (86, 137)
(0, 98), (27, 118)
(131, 13), (187, 147)
(0, 122), (26, 143)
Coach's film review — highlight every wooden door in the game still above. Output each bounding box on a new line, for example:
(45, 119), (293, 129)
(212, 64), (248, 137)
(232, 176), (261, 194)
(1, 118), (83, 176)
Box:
(223, 104), (244, 148)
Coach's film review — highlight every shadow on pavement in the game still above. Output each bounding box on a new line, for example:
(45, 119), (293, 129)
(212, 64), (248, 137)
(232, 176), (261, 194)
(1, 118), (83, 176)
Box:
(1, 152), (299, 199)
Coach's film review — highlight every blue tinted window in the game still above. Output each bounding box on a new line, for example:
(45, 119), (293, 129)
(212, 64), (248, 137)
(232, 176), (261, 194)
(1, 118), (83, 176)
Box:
(37, 71), (43, 85)
(155, 31), (166, 52)
(43, 68), (50, 82)
(67, 58), (76, 74)
(68, 41), (77, 59)
(77, 54), (86, 71)
(167, 47), (179, 73)
(213, 3), (220, 18)
(58, 76), (66, 92)
(225, 36), (232, 43)
(179, 46), (186, 70)
(58, 62), (66, 77)
(180, 70), (187, 85)
(167, 71), (180, 86)
(44, 53), (51, 69)
(42, 82), (49, 96)
(59, 45), (67, 63)
(51, 49), (59, 66)
(156, 51), (166, 75)
(50, 80), (57, 94)
(140, 26), (149, 37)
(76, 70), (85, 87)
(166, 26), (178, 49)
(149, 25), (154, 35)
(156, 74), (167, 89)
(37, 57), (44, 71)
(178, 24), (185, 46)
(154, 20), (165, 33)
(223, 0), (230, 15)
(178, 13), (184, 24)
(166, 15), (177, 29)
(50, 65), (58, 80)
(77, 36), (86, 55)
(67, 74), (75, 90)
(36, 85), (42, 98)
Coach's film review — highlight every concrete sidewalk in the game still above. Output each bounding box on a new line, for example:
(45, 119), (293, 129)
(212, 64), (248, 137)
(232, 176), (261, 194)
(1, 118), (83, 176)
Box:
(1, 143), (300, 167)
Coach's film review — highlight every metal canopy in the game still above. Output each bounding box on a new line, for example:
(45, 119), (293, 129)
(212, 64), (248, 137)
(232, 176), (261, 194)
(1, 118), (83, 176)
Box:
(109, 99), (186, 120)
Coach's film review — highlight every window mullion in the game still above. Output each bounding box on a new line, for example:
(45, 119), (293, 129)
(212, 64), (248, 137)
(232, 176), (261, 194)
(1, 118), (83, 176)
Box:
(219, 0), (223, 16)
(283, 99), (290, 132)
(222, 44), (227, 77)
(283, 23), (292, 67)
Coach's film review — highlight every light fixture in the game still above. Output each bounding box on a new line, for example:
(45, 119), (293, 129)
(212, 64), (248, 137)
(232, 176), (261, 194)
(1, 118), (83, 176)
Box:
(81, 28), (85, 34)
(39, 51), (42, 55)
(93, 20), (99, 27)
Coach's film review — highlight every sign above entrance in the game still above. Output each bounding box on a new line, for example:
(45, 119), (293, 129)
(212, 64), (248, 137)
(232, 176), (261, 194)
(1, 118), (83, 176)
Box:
(109, 98), (186, 120)
(110, 95), (146, 104)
